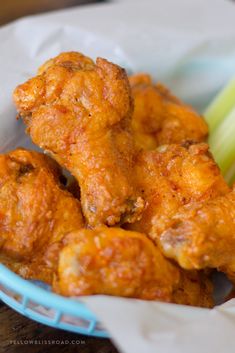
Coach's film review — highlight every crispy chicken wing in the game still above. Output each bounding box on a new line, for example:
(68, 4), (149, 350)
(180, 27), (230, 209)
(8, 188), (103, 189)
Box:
(159, 186), (235, 283)
(10, 55), (219, 306)
(13, 52), (144, 227)
(130, 74), (208, 150)
(0, 148), (84, 282)
(52, 226), (213, 307)
(127, 143), (229, 242)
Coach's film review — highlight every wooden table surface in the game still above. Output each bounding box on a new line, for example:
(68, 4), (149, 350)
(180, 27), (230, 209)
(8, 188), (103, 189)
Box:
(0, 300), (118, 353)
(0, 1), (119, 353)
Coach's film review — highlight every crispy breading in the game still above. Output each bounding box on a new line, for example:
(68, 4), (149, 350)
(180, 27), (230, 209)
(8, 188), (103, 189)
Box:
(127, 143), (229, 242)
(130, 74), (208, 150)
(13, 52), (144, 227)
(52, 226), (213, 307)
(0, 148), (84, 282)
(159, 186), (235, 283)
(10, 53), (221, 306)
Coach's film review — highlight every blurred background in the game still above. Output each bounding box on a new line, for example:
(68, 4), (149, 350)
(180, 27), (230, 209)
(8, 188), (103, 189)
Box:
(1, 1), (233, 26)
(0, 0), (105, 26)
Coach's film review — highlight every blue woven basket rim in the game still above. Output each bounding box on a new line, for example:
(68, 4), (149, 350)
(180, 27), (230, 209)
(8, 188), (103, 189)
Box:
(0, 263), (97, 320)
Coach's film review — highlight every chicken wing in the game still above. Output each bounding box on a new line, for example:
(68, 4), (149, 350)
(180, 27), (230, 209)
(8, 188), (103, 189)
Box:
(13, 52), (144, 227)
(127, 143), (229, 242)
(0, 148), (214, 306)
(0, 148), (84, 282)
(159, 186), (235, 283)
(130, 74), (208, 150)
(52, 226), (213, 307)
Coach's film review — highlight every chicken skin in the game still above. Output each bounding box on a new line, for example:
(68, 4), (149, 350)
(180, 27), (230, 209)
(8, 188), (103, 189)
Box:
(13, 52), (144, 227)
(0, 148), (84, 282)
(127, 143), (229, 242)
(52, 227), (213, 307)
(129, 74), (208, 150)
(9, 53), (224, 307)
(159, 186), (235, 283)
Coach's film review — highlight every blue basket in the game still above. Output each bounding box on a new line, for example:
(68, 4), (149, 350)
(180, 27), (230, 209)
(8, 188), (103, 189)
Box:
(0, 263), (108, 337)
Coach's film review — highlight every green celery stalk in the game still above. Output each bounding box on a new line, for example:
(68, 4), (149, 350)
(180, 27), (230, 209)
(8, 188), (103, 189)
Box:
(209, 105), (235, 178)
(225, 161), (235, 185)
(204, 78), (235, 133)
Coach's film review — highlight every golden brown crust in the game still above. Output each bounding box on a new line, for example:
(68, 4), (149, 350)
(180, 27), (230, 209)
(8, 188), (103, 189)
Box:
(10, 53), (219, 306)
(52, 226), (213, 307)
(127, 143), (229, 241)
(0, 148), (84, 283)
(159, 187), (235, 284)
(130, 73), (208, 150)
(13, 52), (144, 227)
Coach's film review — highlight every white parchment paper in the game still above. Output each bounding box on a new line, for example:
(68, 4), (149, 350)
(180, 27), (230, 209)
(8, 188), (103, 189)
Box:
(1, 0), (235, 352)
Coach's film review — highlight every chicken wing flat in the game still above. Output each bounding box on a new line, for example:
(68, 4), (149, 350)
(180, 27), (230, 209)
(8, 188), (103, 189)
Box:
(129, 74), (208, 150)
(51, 226), (213, 307)
(0, 148), (84, 282)
(159, 187), (235, 283)
(127, 143), (229, 242)
(13, 52), (144, 227)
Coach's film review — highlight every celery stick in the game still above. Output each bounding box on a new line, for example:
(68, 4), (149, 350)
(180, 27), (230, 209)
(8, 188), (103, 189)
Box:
(225, 161), (235, 185)
(204, 78), (235, 133)
(209, 106), (235, 176)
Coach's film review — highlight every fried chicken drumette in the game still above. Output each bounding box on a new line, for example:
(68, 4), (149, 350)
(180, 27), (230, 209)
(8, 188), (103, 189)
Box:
(126, 141), (235, 284)
(0, 148), (84, 282)
(51, 226), (213, 307)
(127, 143), (229, 241)
(13, 52), (144, 227)
(159, 186), (235, 283)
(11, 53), (221, 306)
(129, 74), (208, 150)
